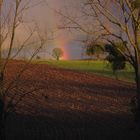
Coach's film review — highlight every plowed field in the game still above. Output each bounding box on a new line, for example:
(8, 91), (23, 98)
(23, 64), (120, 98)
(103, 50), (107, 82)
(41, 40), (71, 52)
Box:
(5, 60), (140, 140)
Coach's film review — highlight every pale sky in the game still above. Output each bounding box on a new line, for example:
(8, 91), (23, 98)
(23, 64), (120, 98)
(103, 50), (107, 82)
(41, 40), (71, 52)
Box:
(2, 0), (88, 60)
(24, 0), (87, 60)
(2, 0), (128, 60)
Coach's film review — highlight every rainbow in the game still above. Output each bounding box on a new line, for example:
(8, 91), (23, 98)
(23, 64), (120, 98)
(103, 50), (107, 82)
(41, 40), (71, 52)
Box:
(53, 39), (70, 60)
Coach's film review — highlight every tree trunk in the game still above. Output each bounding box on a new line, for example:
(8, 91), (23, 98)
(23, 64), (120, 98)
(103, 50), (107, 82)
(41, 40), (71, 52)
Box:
(0, 98), (5, 140)
(57, 56), (59, 61)
(135, 53), (140, 123)
(135, 8), (140, 123)
(0, 72), (5, 140)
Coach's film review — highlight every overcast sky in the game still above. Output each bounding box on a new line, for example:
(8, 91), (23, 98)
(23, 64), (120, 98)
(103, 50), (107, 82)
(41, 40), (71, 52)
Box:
(27, 0), (88, 60)
(2, 0), (88, 60)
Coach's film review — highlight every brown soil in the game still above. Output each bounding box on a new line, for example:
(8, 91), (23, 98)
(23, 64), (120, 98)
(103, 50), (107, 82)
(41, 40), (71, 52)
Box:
(4, 60), (140, 140)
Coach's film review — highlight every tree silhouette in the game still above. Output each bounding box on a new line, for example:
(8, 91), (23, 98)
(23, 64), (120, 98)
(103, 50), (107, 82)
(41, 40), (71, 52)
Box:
(52, 48), (63, 61)
(86, 42), (104, 60)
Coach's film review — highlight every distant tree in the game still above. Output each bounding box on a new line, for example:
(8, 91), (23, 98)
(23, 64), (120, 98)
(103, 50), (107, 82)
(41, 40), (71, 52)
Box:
(52, 48), (63, 61)
(86, 42), (104, 60)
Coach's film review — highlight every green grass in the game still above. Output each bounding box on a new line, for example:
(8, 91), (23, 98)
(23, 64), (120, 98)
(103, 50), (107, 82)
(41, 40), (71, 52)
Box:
(37, 60), (135, 83)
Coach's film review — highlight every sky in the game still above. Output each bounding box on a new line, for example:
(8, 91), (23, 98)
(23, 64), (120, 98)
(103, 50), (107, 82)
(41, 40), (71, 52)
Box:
(27, 0), (86, 60)
(2, 0), (134, 60)
(1, 0), (94, 60)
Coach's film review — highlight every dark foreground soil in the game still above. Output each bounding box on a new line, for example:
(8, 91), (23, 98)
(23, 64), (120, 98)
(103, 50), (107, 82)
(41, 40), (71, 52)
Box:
(4, 60), (140, 140)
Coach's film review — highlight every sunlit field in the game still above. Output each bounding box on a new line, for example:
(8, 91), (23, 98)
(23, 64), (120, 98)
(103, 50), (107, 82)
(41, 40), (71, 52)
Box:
(37, 60), (135, 83)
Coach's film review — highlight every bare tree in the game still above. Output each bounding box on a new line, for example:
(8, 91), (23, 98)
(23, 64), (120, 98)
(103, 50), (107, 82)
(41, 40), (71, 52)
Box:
(57, 0), (140, 123)
(0, 0), (49, 139)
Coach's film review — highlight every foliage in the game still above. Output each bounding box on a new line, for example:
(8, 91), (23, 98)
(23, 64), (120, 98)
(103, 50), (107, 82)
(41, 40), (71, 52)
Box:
(131, 0), (140, 8)
(105, 42), (126, 72)
(86, 42), (104, 59)
(52, 48), (64, 61)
